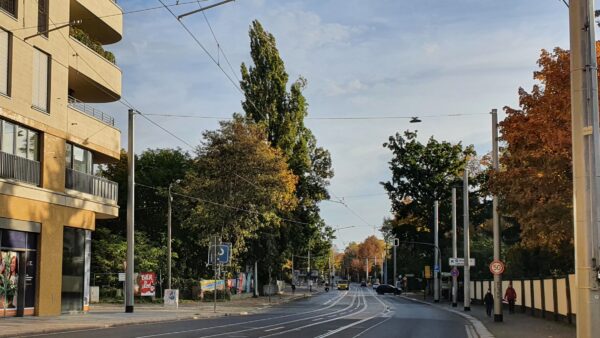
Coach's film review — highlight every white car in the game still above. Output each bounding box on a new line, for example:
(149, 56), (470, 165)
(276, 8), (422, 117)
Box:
(372, 282), (380, 290)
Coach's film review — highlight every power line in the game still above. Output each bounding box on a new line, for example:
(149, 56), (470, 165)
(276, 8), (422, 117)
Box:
(141, 112), (489, 120)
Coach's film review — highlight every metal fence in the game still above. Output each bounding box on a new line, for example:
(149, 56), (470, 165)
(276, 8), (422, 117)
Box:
(65, 168), (118, 201)
(470, 274), (576, 324)
(0, 151), (40, 186)
(68, 96), (115, 126)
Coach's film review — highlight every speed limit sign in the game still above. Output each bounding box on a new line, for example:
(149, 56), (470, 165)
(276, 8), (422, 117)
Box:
(489, 260), (505, 275)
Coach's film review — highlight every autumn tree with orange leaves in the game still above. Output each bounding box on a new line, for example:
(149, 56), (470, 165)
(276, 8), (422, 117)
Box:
(490, 43), (600, 275)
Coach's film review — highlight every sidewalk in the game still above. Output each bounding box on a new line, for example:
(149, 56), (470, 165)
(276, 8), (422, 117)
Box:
(402, 293), (575, 338)
(0, 288), (314, 338)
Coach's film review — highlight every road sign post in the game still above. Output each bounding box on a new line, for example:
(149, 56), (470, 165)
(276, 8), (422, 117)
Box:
(489, 260), (505, 275)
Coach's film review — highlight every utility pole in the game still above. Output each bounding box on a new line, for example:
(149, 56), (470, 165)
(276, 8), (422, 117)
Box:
(125, 109), (135, 313)
(569, 1), (600, 336)
(366, 257), (369, 283)
(307, 250), (311, 289)
(253, 261), (258, 298)
(434, 201), (440, 303)
(452, 188), (458, 308)
(463, 168), (471, 311)
(213, 236), (218, 313)
(491, 108), (503, 322)
(374, 256), (378, 282)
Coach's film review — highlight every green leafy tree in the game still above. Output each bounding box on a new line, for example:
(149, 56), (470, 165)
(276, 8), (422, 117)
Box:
(181, 118), (298, 282)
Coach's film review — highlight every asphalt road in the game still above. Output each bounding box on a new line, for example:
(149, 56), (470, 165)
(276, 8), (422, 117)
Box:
(23, 286), (475, 338)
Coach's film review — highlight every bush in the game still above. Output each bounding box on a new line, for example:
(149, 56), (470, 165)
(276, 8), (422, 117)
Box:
(70, 27), (116, 64)
(201, 290), (230, 302)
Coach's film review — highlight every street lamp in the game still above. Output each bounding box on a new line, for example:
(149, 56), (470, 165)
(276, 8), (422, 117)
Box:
(167, 179), (182, 290)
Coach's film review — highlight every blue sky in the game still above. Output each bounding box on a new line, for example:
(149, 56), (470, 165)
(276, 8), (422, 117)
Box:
(101, 0), (571, 249)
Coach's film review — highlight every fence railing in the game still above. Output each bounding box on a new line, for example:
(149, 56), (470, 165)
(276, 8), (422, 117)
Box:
(0, 151), (40, 186)
(68, 96), (115, 126)
(470, 275), (575, 324)
(65, 168), (118, 201)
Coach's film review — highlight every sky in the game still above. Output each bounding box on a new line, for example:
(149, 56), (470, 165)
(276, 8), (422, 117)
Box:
(98, 0), (573, 249)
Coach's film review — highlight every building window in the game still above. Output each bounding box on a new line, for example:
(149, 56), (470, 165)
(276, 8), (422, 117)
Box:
(0, 0), (17, 17)
(32, 49), (49, 113)
(37, 0), (48, 37)
(0, 29), (10, 96)
(61, 227), (86, 313)
(65, 143), (93, 174)
(0, 119), (38, 161)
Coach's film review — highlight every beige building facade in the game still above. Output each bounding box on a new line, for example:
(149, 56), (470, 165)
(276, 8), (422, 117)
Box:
(0, 0), (122, 316)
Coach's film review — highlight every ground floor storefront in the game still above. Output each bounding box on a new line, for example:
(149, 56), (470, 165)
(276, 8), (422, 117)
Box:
(0, 193), (97, 317)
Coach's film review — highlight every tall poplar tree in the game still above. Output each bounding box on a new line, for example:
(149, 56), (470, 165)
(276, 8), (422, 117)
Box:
(240, 20), (334, 260)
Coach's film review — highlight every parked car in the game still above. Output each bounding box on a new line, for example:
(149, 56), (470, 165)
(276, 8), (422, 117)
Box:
(376, 284), (400, 295)
(360, 281), (367, 287)
(372, 282), (380, 290)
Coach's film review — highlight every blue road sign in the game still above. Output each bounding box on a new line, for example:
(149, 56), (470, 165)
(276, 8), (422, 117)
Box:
(208, 243), (231, 264)
(434, 265), (440, 273)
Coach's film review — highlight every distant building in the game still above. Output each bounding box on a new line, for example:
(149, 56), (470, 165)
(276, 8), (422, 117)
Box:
(0, 0), (122, 316)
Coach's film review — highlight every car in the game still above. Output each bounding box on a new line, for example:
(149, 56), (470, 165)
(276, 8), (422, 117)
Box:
(372, 282), (380, 290)
(360, 281), (367, 287)
(337, 280), (349, 290)
(376, 284), (400, 295)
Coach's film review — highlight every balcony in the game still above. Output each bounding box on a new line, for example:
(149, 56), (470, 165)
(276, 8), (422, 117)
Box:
(68, 36), (122, 102)
(0, 151), (40, 186)
(68, 96), (115, 126)
(70, 0), (123, 45)
(70, 27), (115, 64)
(65, 168), (118, 201)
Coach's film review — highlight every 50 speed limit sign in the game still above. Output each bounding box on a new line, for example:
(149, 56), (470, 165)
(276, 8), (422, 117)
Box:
(489, 260), (505, 275)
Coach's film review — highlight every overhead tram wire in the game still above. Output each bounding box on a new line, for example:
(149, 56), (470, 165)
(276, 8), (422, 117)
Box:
(157, 0), (269, 121)
(141, 112), (489, 120)
(34, 2), (198, 151)
(7, 0), (214, 34)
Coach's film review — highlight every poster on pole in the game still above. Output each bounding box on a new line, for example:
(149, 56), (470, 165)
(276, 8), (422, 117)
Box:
(137, 272), (156, 297)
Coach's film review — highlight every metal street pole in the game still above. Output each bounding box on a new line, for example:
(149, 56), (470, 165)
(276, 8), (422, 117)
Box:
(167, 184), (173, 290)
(213, 236), (218, 313)
(569, 1), (600, 336)
(374, 256), (378, 282)
(125, 109), (135, 313)
(366, 258), (369, 283)
(491, 108), (503, 322)
(452, 188), (458, 308)
(434, 201), (440, 303)
(393, 244), (397, 288)
(253, 261), (258, 298)
(463, 168), (471, 311)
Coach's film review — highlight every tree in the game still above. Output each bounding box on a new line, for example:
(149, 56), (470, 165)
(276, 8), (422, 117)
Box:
(487, 45), (600, 275)
(181, 118), (298, 281)
(240, 20), (334, 261)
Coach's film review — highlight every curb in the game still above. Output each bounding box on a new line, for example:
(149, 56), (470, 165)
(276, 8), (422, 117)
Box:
(399, 296), (494, 338)
(1, 295), (308, 338)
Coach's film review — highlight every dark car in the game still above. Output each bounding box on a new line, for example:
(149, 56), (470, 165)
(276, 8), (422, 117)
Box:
(360, 281), (367, 287)
(376, 284), (400, 295)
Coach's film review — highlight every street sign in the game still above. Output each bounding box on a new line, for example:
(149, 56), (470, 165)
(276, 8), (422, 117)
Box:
(118, 272), (125, 282)
(489, 260), (505, 275)
(208, 243), (231, 264)
(433, 265), (440, 273)
(450, 267), (460, 277)
(393, 238), (399, 247)
(449, 257), (476, 267)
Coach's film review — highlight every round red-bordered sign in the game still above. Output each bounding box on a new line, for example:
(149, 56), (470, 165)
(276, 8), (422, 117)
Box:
(489, 260), (505, 275)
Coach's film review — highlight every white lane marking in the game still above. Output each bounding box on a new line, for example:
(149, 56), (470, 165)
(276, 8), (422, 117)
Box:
(263, 287), (370, 338)
(316, 287), (391, 338)
(323, 292), (346, 306)
(351, 317), (392, 338)
(312, 318), (324, 321)
(264, 327), (284, 332)
(187, 290), (361, 338)
(134, 290), (352, 338)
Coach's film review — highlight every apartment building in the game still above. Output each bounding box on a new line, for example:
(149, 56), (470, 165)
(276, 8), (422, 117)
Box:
(0, 0), (122, 316)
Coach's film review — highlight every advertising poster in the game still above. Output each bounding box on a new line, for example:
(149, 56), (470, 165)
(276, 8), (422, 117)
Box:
(200, 279), (225, 291)
(137, 272), (156, 297)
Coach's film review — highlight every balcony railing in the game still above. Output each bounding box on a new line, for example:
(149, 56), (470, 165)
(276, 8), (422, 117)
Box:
(0, 151), (40, 186)
(65, 168), (118, 201)
(68, 96), (115, 126)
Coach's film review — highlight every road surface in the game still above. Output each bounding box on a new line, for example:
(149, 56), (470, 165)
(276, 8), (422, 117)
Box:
(24, 285), (475, 338)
